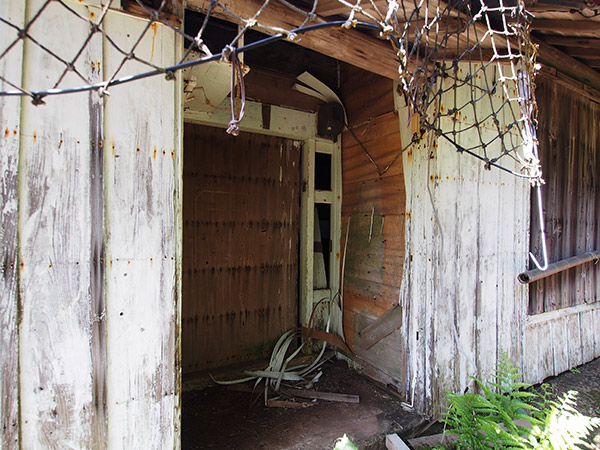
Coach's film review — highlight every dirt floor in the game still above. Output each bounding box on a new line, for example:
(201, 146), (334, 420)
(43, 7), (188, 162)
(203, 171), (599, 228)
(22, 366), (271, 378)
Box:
(540, 356), (600, 447)
(542, 356), (600, 420)
(181, 358), (425, 450)
(182, 357), (600, 450)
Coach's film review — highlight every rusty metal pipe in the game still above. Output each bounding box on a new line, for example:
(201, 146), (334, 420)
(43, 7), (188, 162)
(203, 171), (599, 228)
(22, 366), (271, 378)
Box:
(517, 250), (600, 284)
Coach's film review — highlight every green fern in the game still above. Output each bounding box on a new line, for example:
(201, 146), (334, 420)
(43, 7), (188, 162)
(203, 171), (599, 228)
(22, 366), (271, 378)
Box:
(441, 352), (600, 450)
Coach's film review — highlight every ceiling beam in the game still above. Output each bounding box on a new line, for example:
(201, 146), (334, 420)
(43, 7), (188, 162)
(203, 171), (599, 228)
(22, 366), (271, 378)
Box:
(562, 47), (600, 57)
(534, 36), (600, 91)
(542, 36), (600, 48)
(187, 0), (402, 80)
(532, 19), (600, 37)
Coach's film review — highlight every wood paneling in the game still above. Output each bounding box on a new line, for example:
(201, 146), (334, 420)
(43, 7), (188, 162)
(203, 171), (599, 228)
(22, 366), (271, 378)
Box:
(183, 125), (300, 372)
(18, 2), (97, 447)
(529, 74), (600, 314)
(0, 1), (23, 447)
(1, 5), (181, 448)
(339, 65), (407, 391)
(102, 12), (179, 449)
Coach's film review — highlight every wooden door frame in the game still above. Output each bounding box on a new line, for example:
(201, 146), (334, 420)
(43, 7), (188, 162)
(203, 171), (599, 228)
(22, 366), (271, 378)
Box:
(183, 99), (342, 334)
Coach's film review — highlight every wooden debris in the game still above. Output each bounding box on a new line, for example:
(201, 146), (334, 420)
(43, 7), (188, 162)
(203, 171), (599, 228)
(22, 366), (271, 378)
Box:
(266, 399), (314, 409)
(357, 305), (403, 350)
(281, 387), (360, 403)
(386, 433), (411, 450)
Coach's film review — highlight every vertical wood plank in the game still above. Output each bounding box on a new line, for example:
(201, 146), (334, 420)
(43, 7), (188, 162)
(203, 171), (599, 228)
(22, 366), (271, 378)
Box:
(566, 313), (583, 369)
(18, 1), (97, 448)
(578, 311), (595, 364)
(522, 324), (539, 384)
(537, 321), (555, 380)
(551, 318), (569, 375)
(300, 139), (315, 329)
(0, 1), (24, 447)
(102, 10), (178, 449)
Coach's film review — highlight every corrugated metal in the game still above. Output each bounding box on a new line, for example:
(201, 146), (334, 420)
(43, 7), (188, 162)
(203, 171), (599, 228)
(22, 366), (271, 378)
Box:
(182, 125), (300, 372)
(529, 74), (600, 314)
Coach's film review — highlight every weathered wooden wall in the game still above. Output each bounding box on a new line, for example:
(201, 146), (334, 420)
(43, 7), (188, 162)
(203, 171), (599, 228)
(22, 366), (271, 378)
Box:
(397, 64), (531, 417)
(529, 73), (600, 314)
(339, 64), (408, 392)
(182, 125), (300, 373)
(0, 1), (24, 447)
(522, 73), (600, 384)
(0, 2), (182, 448)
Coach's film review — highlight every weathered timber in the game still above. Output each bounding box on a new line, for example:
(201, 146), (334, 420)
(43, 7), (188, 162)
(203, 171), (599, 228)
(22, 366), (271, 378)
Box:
(534, 36), (600, 92)
(187, 0), (401, 80)
(281, 387), (360, 403)
(357, 305), (403, 350)
(0, 1), (23, 447)
(543, 36), (600, 48)
(529, 75), (600, 314)
(18, 2), (96, 447)
(532, 19), (600, 36)
(103, 11), (178, 449)
(183, 125), (300, 372)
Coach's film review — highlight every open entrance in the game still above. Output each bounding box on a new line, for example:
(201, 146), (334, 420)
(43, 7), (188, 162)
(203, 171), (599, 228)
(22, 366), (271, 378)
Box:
(179, 10), (421, 449)
(182, 124), (301, 373)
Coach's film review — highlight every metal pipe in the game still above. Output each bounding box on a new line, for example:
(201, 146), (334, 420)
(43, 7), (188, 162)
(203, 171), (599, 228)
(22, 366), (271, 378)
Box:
(517, 250), (600, 284)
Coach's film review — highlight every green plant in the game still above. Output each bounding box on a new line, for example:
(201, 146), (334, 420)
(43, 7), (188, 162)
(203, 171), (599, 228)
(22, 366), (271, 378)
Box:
(333, 434), (357, 450)
(444, 352), (535, 449)
(527, 390), (600, 449)
(442, 352), (600, 450)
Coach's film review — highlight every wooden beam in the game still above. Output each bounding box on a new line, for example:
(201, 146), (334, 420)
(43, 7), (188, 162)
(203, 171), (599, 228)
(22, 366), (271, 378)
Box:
(535, 37), (600, 92)
(532, 19), (600, 37)
(542, 36), (600, 49)
(563, 47), (600, 58)
(281, 387), (360, 403)
(187, 0), (401, 80)
(357, 305), (403, 350)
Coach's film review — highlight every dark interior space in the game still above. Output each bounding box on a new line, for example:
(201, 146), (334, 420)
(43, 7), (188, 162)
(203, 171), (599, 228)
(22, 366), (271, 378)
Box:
(181, 359), (424, 450)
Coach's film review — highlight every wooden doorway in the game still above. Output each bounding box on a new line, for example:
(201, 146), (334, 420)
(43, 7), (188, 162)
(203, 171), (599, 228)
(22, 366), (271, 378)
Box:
(182, 124), (301, 373)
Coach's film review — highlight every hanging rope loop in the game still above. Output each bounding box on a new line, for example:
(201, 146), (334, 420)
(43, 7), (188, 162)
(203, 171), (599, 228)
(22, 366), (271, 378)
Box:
(226, 48), (246, 137)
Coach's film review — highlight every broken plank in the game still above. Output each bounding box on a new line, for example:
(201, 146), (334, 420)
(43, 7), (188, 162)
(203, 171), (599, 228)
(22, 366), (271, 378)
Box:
(357, 305), (403, 350)
(386, 433), (411, 450)
(281, 387), (360, 403)
(266, 399), (313, 409)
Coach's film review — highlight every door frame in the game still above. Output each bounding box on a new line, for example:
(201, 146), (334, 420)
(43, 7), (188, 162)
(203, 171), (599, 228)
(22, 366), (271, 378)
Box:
(183, 99), (342, 336)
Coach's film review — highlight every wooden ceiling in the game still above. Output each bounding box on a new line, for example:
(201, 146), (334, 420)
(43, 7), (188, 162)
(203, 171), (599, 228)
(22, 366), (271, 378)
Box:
(187, 0), (600, 91)
(525, 0), (600, 72)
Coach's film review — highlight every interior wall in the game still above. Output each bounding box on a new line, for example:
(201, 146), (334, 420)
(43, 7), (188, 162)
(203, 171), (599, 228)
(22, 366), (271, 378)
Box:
(182, 124), (301, 373)
(339, 63), (408, 393)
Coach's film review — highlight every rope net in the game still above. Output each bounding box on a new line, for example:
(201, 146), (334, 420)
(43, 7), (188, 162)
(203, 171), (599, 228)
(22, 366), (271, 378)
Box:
(0, 0), (541, 182)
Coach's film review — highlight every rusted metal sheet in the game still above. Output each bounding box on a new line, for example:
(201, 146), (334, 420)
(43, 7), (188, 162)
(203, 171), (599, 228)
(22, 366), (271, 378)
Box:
(0, 1), (24, 447)
(529, 74), (600, 315)
(182, 125), (300, 372)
